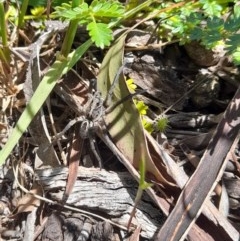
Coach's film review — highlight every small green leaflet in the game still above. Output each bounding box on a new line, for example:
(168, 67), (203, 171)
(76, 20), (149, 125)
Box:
(90, 0), (124, 18)
(189, 27), (203, 41)
(226, 34), (240, 52)
(87, 22), (113, 48)
(231, 47), (240, 65)
(54, 0), (124, 48)
(54, 0), (124, 21)
(234, 4), (240, 18)
(200, 0), (224, 17)
(224, 16), (240, 32)
(207, 16), (224, 29)
(54, 3), (89, 20)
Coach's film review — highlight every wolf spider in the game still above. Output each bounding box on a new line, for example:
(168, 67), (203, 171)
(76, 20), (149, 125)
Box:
(55, 65), (141, 168)
(54, 86), (106, 168)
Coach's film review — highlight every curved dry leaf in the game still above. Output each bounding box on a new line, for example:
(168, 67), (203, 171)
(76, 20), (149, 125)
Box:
(97, 33), (175, 187)
(16, 184), (42, 214)
(129, 226), (141, 241)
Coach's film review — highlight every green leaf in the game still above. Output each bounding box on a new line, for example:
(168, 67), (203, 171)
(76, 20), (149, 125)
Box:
(87, 22), (113, 48)
(54, 3), (89, 21)
(234, 4), (240, 18)
(186, 12), (204, 24)
(200, 0), (224, 16)
(224, 16), (240, 32)
(207, 16), (224, 29)
(189, 27), (203, 41)
(226, 34), (240, 52)
(231, 47), (240, 65)
(90, 0), (124, 18)
(171, 23), (185, 34)
(202, 30), (223, 48)
(139, 157), (153, 189)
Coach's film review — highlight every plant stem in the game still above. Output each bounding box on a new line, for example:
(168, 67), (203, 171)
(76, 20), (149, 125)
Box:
(60, 20), (79, 57)
(0, 48), (8, 64)
(18, 0), (29, 28)
(60, 0), (81, 57)
(0, 3), (7, 46)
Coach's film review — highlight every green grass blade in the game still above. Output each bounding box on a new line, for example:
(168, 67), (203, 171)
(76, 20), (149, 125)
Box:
(0, 39), (92, 165)
(0, 2), (11, 65)
(18, 0), (29, 28)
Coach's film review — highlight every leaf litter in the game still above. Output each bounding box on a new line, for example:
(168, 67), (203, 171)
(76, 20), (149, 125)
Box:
(0, 15), (240, 241)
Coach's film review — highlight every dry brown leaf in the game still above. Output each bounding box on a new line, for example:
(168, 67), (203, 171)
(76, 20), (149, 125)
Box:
(16, 183), (42, 214)
(129, 226), (141, 241)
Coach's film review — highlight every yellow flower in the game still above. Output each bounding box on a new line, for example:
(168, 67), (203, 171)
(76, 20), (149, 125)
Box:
(126, 78), (137, 93)
(135, 100), (148, 115)
(31, 7), (45, 16)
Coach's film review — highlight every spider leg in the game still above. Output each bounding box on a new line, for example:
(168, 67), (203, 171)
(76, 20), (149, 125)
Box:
(52, 116), (84, 142)
(105, 89), (146, 114)
(79, 120), (103, 169)
(88, 128), (103, 169)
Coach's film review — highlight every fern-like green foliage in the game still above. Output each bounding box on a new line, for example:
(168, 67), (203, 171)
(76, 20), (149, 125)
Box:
(158, 0), (240, 65)
(90, 0), (124, 18)
(54, 0), (125, 48)
(87, 22), (113, 48)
